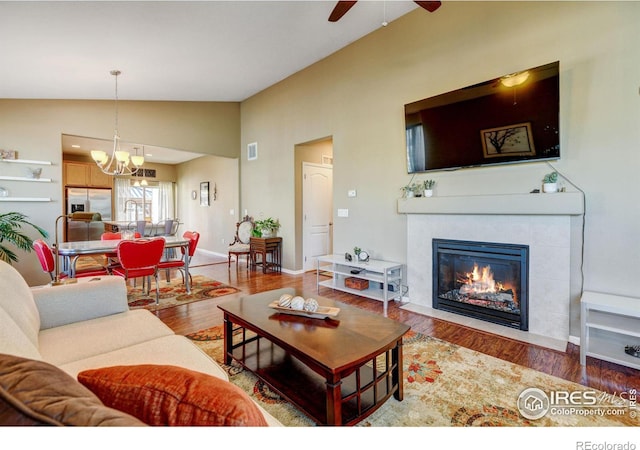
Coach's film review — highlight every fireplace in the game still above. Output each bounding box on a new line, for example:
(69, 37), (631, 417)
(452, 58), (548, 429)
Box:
(432, 239), (529, 331)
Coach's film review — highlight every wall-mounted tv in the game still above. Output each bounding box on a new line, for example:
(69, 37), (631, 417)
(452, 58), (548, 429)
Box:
(405, 61), (560, 173)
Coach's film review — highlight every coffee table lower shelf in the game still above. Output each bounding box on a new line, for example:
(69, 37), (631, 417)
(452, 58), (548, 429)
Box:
(225, 326), (402, 426)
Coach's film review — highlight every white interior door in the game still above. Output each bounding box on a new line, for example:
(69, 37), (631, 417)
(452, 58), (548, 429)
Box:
(303, 163), (333, 271)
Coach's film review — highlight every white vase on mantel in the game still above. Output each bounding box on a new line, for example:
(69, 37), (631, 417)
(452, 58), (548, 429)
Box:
(424, 189), (433, 197)
(543, 182), (558, 193)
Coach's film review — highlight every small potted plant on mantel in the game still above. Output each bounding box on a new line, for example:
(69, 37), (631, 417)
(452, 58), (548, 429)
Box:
(542, 171), (558, 193)
(422, 179), (436, 197)
(253, 217), (281, 238)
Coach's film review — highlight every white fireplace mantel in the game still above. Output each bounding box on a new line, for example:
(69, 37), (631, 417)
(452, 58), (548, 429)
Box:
(400, 191), (584, 350)
(397, 192), (584, 216)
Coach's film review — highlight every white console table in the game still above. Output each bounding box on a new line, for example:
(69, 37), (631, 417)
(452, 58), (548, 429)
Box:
(580, 291), (640, 370)
(316, 254), (403, 317)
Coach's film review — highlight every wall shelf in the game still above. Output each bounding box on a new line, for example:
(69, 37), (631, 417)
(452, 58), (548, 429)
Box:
(0, 175), (52, 183)
(0, 158), (52, 165)
(0, 197), (52, 202)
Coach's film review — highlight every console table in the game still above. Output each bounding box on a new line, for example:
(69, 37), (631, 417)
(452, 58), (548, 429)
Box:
(316, 254), (403, 317)
(250, 237), (282, 273)
(580, 291), (640, 370)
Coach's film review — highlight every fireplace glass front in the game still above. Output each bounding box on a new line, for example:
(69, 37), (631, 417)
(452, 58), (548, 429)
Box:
(433, 239), (529, 330)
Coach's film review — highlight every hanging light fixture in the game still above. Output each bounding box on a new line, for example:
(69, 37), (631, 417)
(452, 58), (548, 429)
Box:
(500, 70), (530, 88)
(91, 70), (144, 175)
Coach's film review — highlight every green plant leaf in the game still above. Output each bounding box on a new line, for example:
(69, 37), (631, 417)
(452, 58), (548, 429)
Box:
(0, 212), (48, 264)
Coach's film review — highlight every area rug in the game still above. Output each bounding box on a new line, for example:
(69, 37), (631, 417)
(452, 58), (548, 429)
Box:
(127, 275), (240, 311)
(186, 327), (637, 427)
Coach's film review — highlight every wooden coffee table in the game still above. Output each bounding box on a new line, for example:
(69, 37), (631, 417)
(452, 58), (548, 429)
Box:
(218, 289), (410, 426)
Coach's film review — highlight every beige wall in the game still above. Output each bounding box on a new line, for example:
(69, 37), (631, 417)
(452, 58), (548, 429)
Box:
(175, 155), (239, 256)
(0, 99), (240, 284)
(240, 1), (640, 334)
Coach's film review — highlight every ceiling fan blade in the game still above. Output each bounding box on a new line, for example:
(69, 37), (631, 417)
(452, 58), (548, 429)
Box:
(414, 1), (442, 13)
(329, 1), (358, 22)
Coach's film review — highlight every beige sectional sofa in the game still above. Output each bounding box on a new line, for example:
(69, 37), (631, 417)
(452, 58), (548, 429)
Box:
(0, 260), (281, 426)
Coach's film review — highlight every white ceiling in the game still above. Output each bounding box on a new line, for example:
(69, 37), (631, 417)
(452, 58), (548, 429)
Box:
(0, 0), (421, 102)
(2, 1), (425, 164)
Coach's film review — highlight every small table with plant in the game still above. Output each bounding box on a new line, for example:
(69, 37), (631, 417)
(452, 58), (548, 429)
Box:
(250, 236), (282, 273)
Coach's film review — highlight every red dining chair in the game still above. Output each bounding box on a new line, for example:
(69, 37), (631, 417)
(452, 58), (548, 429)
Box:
(110, 238), (166, 305)
(100, 231), (142, 270)
(157, 231), (200, 285)
(33, 239), (109, 281)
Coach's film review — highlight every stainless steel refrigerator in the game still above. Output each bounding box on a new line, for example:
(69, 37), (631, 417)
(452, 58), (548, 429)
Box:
(65, 187), (112, 241)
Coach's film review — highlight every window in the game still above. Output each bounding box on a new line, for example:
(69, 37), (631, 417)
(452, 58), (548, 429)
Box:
(115, 178), (175, 223)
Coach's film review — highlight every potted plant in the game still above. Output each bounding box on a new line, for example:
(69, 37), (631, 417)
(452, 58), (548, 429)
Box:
(421, 179), (436, 197)
(542, 171), (558, 193)
(401, 183), (416, 198)
(0, 212), (48, 264)
(253, 217), (280, 238)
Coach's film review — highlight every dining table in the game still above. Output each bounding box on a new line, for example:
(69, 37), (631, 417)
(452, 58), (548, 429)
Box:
(54, 235), (192, 293)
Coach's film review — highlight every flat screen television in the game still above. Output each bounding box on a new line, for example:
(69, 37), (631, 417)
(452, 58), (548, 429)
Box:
(405, 61), (560, 173)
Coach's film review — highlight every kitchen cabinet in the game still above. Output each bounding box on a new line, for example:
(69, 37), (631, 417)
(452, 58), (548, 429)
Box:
(64, 162), (112, 188)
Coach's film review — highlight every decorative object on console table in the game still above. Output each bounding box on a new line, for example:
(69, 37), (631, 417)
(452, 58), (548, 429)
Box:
(542, 171), (558, 193)
(253, 217), (280, 238)
(345, 277), (369, 290)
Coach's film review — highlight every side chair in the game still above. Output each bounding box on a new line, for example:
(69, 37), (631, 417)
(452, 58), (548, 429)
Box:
(228, 215), (254, 270)
(157, 231), (200, 285)
(100, 231), (141, 271)
(110, 237), (165, 304)
(33, 239), (109, 281)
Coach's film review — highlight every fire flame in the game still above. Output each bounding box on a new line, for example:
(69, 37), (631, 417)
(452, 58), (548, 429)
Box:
(458, 263), (505, 295)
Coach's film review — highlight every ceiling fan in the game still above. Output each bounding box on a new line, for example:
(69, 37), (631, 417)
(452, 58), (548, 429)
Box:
(329, 1), (442, 22)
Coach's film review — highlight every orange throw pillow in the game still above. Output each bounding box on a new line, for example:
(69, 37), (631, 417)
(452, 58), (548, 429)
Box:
(77, 365), (268, 426)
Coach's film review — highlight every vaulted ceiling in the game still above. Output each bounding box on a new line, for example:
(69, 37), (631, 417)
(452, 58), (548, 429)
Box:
(0, 1), (421, 102)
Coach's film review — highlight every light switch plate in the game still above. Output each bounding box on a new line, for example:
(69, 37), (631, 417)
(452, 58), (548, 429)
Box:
(348, 190), (357, 197)
(337, 208), (349, 218)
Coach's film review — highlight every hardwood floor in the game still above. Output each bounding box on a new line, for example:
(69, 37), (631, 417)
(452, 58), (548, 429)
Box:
(155, 256), (640, 396)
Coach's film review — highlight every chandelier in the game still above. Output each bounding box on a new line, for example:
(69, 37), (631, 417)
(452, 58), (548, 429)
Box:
(91, 70), (144, 175)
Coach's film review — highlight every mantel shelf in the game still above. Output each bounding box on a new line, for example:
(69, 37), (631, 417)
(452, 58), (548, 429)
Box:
(397, 192), (584, 216)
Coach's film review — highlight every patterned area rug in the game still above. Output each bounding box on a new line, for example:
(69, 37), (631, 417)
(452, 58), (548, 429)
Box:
(187, 327), (637, 427)
(127, 275), (240, 311)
